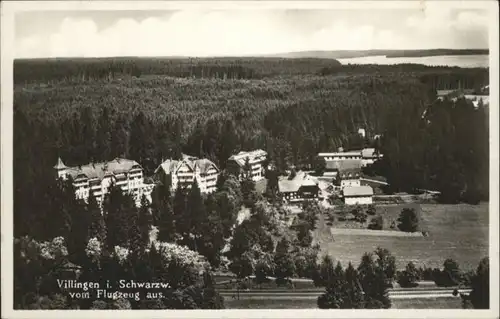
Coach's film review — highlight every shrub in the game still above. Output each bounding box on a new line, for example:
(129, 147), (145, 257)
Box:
(366, 205), (376, 215)
(397, 208), (419, 232)
(354, 211), (368, 223)
(433, 259), (462, 287)
(367, 216), (383, 230)
(397, 262), (419, 288)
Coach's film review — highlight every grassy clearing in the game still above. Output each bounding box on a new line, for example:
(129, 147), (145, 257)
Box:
(392, 297), (462, 309)
(325, 203), (420, 230)
(224, 297), (463, 309)
(314, 203), (488, 270)
(224, 298), (317, 309)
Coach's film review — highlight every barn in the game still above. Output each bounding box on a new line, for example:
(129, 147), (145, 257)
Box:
(342, 185), (374, 205)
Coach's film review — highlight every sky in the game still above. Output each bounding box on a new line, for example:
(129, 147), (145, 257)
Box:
(14, 4), (490, 58)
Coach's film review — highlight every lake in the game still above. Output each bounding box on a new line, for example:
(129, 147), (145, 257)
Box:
(338, 54), (489, 68)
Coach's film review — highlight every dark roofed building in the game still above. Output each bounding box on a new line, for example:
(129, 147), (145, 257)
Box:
(278, 171), (320, 202)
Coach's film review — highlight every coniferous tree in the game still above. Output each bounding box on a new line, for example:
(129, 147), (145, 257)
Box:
(241, 157), (257, 208)
(185, 179), (207, 252)
(218, 119), (238, 169)
(172, 184), (187, 236)
(315, 254), (335, 287)
(467, 257), (489, 309)
(79, 107), (96, 162)
(88, 195), (106, 243)
(343, 262), (364, 308)
(317, 262), (346, 309)
(137, 195), (152, 250)
(357, 252), (391, 309)
(96, 107), (112, 161)
(153, 183), (176, 243)
(104, 185), (136, 250)
(129, 112), (153, 165)
(49, 177), (75, 241)
(128, 212), (143, 256)
(111, 117), (129, 158)
(67, 198), (92, 263)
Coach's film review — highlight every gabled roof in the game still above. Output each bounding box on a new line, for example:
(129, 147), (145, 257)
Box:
(65, 158), (142, 181)
(361, 148), (377, 159)
(54, 157), (67, 169)
(318, 151), (362, 157)
(343, 185), (373, 197)
(228, 149), (267, 167)
(278, 171), (318, 193)
(325, 159), (362, 172)
(156, 157), (219, 176)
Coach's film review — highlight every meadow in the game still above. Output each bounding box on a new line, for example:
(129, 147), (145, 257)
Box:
(391, 297), (462, 309)
(313, 203), (489, 270)
(223, 297), (462, 309)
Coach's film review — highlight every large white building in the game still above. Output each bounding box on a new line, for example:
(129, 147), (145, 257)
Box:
(227, 149), (267, 182)
(319, 148), (382, 168)
(54, 157), (154, 206)
(155, 154), (219, 193)
(343, 185), (374, 205)
(318, 150), (362, 162)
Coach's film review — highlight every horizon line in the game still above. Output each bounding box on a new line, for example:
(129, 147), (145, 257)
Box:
(14, 48), (490, 60)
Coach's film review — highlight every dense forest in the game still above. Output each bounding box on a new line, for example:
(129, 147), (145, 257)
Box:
(13, 58), (489, 237)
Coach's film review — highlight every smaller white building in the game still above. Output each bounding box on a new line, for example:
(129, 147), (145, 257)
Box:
(358, 128), (366, 138)
(343, 185), (374, 205)
(361, 148), (383, 167)
(227, 149), (267, 182)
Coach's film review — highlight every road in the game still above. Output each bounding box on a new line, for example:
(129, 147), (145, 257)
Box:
(217, 288), (471, 301)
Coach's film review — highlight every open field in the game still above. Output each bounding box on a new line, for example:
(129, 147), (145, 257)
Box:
(391, 297), (462, 309)
(326, 203), (421, 230)
(224, 296), (463, 309)
(224, 298), (317, 309)
(313, 203), (489, 270)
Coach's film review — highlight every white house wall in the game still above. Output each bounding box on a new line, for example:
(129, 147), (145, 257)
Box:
(345, 196), (373, 205)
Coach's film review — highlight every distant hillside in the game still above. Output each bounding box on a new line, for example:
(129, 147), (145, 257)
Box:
(266, 49), (489, 59)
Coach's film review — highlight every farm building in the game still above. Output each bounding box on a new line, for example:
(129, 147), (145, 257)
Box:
(278, 171), (320, 203)
(342, 185), (374, 205)
(324, 159), (362, 189)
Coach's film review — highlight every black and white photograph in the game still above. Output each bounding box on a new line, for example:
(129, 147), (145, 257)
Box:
(1, 1), (498, 317)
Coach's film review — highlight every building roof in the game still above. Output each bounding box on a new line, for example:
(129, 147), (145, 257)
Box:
(318, 151), (362, 157)
(361, 148), (377, 159)
(228, 149), (267, 167)
(54, 157), (67, 169)
(343, 185), (374, 197)
(156, 156), (219, 176)
(278, 171), (318, 193)
(325, 159), (362, 172)
(65, 158), (141, 181)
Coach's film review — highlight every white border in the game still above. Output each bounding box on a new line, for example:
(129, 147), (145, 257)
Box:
(1, 1), (499, 319)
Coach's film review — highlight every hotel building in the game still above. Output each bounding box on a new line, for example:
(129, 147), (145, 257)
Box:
(155, 154), (219, 193)
(227, 149), (267, 182)
(53, 157), (154, 206)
